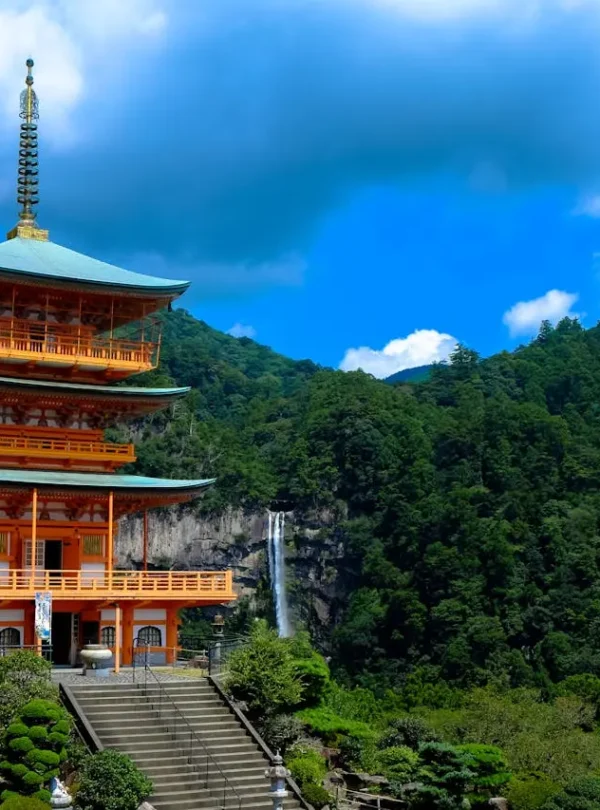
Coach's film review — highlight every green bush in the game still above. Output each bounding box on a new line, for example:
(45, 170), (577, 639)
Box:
(295, 707), (375, 746)
(323, 683), (383, 724)
(301, 784), (331, 810)
(224, 621), (304, 715)
(0, 698), (70, 797)
(456, 744), (511, 792)
(379, 716), (439, 750)
(31, 791), (51, 804)
(258, 713), (303, 754)
(378, 746), (420, 781)
(507, 774), (562, 810)
(26, 727), (48, 743)
(287, 748), (327, 788)
(0, 795), (53, 810)
(76, 749), (153, 810)
(294, 657), (330, 708)
(542, 777), (600, 810)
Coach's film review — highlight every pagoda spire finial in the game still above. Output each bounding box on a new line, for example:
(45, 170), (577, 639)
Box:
(7, 58), (49, 242)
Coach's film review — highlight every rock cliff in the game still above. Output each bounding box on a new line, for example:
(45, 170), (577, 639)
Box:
(116, 507), (348, 642)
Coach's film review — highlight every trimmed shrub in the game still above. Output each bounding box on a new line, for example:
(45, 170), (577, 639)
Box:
(287, 748), (327, 789)
(295, 707), (375, 746)
(0, 698), (70, 797)
(75, 749), (153, 810)
(378, 746), (420, 781)
(301, 784), (331, 810)
(0, 795), (52, 810)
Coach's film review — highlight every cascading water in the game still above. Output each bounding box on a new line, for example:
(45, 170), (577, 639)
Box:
(267, 511), (290, 637)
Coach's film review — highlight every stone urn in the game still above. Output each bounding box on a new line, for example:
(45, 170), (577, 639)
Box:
(80, 643), (112, 676)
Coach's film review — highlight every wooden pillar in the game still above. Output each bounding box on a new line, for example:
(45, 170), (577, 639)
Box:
(143, 510), (148, 572)
(114, 604), (121, 674)
(107, 491), (114, 588)
(30, 488), (38, 587)
(122, 605), (134, 667)
(166, 608), (178, 665)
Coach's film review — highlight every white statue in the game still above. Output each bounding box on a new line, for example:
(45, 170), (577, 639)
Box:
(50, 777), (72, 809)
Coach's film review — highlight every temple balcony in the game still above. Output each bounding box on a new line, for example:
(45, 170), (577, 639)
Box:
(0, 569), (235, 601)
(0, 317), (159, 380)
(0, 435), (136, 470)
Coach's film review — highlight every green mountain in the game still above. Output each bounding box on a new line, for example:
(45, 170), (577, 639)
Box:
(132, 313), (600, 690)
(386, 364), (433, 384)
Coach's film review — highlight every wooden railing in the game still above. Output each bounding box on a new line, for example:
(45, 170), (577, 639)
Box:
(0, 318), (159, 371)
(0, 570), (235, 600)
(0, 436), (135, 464)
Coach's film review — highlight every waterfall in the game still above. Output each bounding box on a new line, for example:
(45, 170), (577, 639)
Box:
(267, 511), (290, 637)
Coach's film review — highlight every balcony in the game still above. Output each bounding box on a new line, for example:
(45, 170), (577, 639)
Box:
(0, 569), (235, 601)
(0, 435), (136, 470)
(0, 318), (159, 379)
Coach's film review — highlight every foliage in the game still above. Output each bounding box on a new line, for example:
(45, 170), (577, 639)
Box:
(223, 621), (303, 715)
(295, 707), (375, 746)
(379, 716), (440, 750)
(420, 687), (600, 785)
(506, 774), (562, 810)
(75, 750), (153, 810)
(300, 784), (331, 810)
(257, 714), (303, 754)
(286, 748), (327, 789)
(0, 796), (53, 810)
(322, 684), (384, 724)
(0, 652), (56, 729)
(0, 699), (70, 798)
(377, 746), (420, 781)
(541, 777), (600, 810)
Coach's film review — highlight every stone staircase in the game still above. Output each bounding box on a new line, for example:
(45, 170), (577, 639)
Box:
(69, 680), (302, 810)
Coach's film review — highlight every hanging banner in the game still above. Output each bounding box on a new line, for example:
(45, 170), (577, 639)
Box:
(35, 591), (52, 641)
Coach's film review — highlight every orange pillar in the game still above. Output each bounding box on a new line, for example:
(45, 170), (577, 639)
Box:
(122, 604), (134, 666)
(166, 608), (178, 665)
(107, 491), (114, 588)
(114, 604), (121, 674)
(143, 510), (148, 572)
(30, 487), (38, 587)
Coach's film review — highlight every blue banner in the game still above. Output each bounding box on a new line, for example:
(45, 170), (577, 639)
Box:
(35, 591), (51, 641)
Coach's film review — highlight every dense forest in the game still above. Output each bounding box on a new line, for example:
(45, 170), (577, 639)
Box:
(128, 311), (600, 694)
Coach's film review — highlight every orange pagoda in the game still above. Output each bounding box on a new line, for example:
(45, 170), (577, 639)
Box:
(0, 59), (235, 667)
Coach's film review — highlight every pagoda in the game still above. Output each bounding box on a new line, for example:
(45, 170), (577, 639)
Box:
(0, 60), (235, 668)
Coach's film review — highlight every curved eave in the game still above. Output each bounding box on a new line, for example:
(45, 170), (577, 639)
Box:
(0, 238), (190, 299)
(0, 469), (215, 494)
(0, 376), (191, 401)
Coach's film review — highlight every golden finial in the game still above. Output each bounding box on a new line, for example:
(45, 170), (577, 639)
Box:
(7, 58), (49, 241)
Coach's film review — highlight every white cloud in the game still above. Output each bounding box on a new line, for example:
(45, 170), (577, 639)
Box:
(0, 1), (167, 143)
(227, 323), (257, 339)
(503, 289), (579, 336)
(340, 329), (458, 379)
(572, 194), (600, 218)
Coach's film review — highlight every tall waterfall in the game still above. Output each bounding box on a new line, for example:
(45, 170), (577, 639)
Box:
(267, 511), (290, 637)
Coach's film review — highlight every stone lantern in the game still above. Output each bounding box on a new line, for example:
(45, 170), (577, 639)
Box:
(265, 752), (290, 810)
(212, 613), (225, 637)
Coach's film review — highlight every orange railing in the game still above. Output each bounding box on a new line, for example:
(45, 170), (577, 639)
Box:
(0, 569), (235, 600)
(0, 436), (135, 464)
(0, 318), (159, 371)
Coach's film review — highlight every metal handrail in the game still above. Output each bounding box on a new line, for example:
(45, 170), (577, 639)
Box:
(134, 651), (241, 810)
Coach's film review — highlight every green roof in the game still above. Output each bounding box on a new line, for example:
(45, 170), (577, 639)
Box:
(0, 469), (215, 492)
(0, 375), (190, 399)
(0, 237), (190, 296)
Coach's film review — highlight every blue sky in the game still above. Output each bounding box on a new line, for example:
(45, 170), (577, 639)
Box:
(1, 0), (600, 376)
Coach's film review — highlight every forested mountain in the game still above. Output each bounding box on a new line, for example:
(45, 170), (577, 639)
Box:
(386, 364), (433, 384)
(130, 312), (600, 692)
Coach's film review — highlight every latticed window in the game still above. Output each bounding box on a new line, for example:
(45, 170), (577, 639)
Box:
(101, 626), (115, 646)
(83, 534), (104, 556)
(0, 532), (9, 555)
(137, 626), (161, 647)
(0, 627), (20, 650)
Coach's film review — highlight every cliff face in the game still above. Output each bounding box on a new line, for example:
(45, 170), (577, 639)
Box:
(116, 507), (349, 641)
